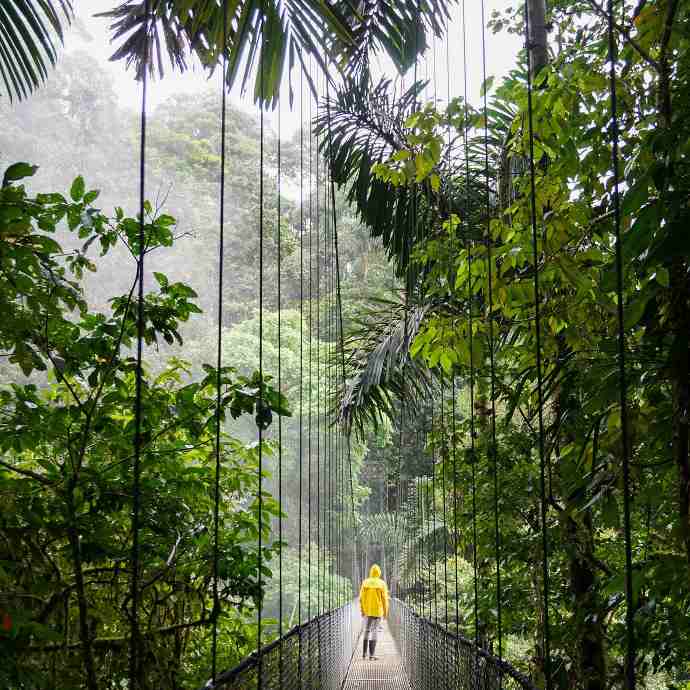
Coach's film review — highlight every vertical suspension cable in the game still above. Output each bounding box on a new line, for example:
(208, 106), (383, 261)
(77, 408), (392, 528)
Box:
(257, 7), (265, 686)
(307, 55), (314, 618)
(424, 448), (428, 620)
(297, 59), (304, 689)
(325, 153), (332, 611)
(444, 5), (460, 638)
(129, 2), (150, 686)
(607, 1), (635, 686)
(430, 406), (438, 624)
(326, 192), (331, 611)
(451, 378), (460, 633)
(461, 0), (480, 646)
(276, 67), (284, 685)
(211, 2), (228, 682)
(330, 183), (337, 610)
(417, 471), (424, 617)
(325, 73), (359, 600)
(315, 85), (322, 614)
(325, 177), (330, 611)
(396, 399), (406, 601)
(440, 383), (449, 633)
(523, 0), (552, 685)
(480, 0), (503, 661)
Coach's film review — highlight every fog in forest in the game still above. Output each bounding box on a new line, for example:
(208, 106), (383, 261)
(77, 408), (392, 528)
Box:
(0, 3), (534, 686)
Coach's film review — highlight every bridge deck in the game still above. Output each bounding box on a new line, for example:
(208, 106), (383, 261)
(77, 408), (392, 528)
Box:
(343, 620), (411, 690)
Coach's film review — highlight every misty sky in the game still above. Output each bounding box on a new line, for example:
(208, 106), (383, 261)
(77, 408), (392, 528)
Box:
(68, 0), (522, 135)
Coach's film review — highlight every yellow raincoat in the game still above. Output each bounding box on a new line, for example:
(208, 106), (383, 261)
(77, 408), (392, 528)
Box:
(359, 564), (389, 618)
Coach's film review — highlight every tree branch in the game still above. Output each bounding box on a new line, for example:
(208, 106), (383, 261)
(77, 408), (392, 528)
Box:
(585, 0), (660, 70)
(24, 618), (209, 652)
(0, 458), (55, 485)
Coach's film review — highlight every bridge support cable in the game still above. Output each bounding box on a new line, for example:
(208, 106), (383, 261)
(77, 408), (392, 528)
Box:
(478, 0), (504, 667)
(606, 1), (636, 687)
(430, 407), (439, 627)
(315, 69), (322, 618)
(210, 2), (229, 683)
(257, 7), (266, 687)
(457, 0), (481, 652)
(523, 0), (553, 687)
(307, 54), (315, 623)
(297, 59), (305, 688)
(128, 1), (151, 688)
(439, 385), (450, 690)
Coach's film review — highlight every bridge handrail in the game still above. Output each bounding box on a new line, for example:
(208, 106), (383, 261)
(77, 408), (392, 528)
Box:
(389, 597), (537, 690)
(199, 601), (359, 689)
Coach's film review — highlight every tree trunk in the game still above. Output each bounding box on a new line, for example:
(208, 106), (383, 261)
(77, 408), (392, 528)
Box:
(657, 4), (690, 564)
(669, 259), (690, 563)
(66, 482), (99, 690)
(527, 0), (548, 77)
(555, 338), (607, 689)
(567, 512), (607, 690)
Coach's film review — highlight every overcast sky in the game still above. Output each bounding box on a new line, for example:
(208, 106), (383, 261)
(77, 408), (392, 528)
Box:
(67, 0), (522, 135)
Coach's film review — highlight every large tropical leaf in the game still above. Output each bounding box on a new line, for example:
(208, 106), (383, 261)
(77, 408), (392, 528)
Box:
(338, 296), (439, 435)
(341, 0), (452, 78)
(315, 75), (436, 275)
(0, 0), (72, 101)
(315, 73), (500, 280)
(98, 0), (454, 106)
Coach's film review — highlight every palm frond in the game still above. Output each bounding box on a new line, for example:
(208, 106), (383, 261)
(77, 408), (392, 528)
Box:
(315, 75), (438, 275)
(339, 296), (438, 435)
(99, 0), (455, 107)
(0, 0), (72, 101)
(341, 0), (451, 79)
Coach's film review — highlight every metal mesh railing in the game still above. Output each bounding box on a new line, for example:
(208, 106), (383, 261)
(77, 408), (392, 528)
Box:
(388, 599), (535, 690)
(200, 601), (360, 690)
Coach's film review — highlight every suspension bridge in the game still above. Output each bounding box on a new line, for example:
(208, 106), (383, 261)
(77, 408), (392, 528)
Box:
(201, 599), (534, 690)
(4, 0), (667, 686)
(123, 0), (639, 684)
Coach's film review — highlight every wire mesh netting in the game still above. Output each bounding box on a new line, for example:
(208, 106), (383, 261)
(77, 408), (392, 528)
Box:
(200, 602), (360, 690)
(388, 599), (535, 690)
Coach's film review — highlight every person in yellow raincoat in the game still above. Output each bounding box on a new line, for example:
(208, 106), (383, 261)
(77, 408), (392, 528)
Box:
(358, 564), (389, 660)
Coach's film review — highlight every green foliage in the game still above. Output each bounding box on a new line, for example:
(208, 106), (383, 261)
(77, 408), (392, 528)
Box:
(262, 545), (353, 629)
(331, 1), (690, 686)
(0, 1), (72, 101)
(0, 165), (290, 688)
(99, 0), (453, 106)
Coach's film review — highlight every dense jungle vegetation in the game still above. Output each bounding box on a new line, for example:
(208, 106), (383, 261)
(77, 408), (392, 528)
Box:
(2, 1), (690, 689)
(0, 42), (390, 690)
(326, 1), (690, 688)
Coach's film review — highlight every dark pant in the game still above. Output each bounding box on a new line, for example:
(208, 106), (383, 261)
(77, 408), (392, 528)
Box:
(362, 616), (380, 657)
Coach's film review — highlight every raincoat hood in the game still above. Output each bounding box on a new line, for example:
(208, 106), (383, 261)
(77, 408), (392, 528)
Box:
(369, 564), (381, 578)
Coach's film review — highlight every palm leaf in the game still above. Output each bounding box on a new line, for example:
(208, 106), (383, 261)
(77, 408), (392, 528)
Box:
(316, 75), (440, 276)
(338, 295), (439, 435)
(0, 0), (72, 101)
(98, 0), (455, 106)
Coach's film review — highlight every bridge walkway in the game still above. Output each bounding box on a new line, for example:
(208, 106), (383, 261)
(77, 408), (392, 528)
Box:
(343, 619), (412, 690)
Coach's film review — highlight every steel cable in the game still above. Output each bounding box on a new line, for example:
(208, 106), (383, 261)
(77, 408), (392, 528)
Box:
(211, 1), (229, 681)
(297, 60), (305, 688)
(480, 0), (503, 662)
(277, 61), (284, 686)
(257, 6), (265, 686)
(129, 1), (150, 685)
(523, 0), (552, 685)
(606, 1), (636, 686)
(461, 0), (481, 648)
